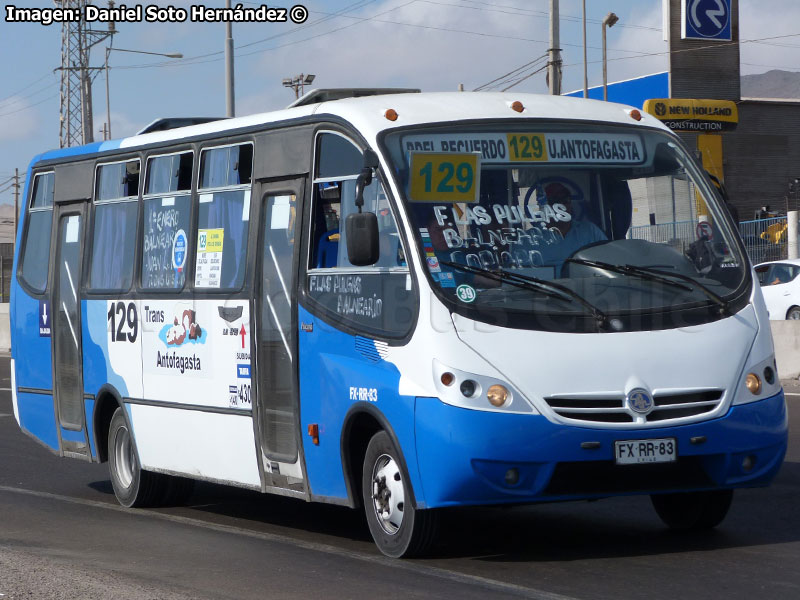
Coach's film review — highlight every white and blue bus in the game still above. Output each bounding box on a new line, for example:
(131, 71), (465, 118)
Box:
(10, 90), (787, 557)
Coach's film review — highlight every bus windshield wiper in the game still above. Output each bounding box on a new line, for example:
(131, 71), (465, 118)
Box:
(565, 258), (729, 314)
(441, 261), (609, 331)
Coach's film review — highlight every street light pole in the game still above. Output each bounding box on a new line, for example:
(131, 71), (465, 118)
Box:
(104, 47), (183, 139)
(282, 73), (316, 99)
(602, 12), (619, 102)
(225, 0), (235, 117)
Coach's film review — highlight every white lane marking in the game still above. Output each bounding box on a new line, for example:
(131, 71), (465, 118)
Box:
(784, 392), (800, 397)
(0, 485), (577, 600)
(0, 387), (12, 391)
(0, 413), (10, 418)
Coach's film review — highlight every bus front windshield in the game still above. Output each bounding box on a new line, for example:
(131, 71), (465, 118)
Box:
(383, 123), (749, 332)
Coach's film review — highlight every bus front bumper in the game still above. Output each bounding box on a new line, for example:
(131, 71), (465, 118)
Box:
(413, 390), (788, 509)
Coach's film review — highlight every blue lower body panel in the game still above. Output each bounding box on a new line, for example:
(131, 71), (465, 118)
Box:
(414, 391), (788, 508)
(17, 392), (59, 451)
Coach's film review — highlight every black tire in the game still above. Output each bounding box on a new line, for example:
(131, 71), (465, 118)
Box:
(108, 407), (167, 508)
(160, 476), (195, 506)
(362, 431), (437, 558)
(787, 306), (800, 320)
(651, 490), (733, 531)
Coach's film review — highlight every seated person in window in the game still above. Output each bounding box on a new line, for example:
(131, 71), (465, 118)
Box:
(539, 182), (607, 273)
(770, 266), (791, 286)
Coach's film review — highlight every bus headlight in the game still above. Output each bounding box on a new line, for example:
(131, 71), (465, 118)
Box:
(431, 359), (537, 414)
(734, 355), (780, 405)
(487, 384), (510, 407)
(745, 373), (762, 395)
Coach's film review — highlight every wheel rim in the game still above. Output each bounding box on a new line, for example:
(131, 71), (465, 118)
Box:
(113, 424), (135, 489)
(371, 453), (405, 535)
(790, 310), (800, 320)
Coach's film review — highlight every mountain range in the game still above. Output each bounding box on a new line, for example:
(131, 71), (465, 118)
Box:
(741, 70), (800, 99)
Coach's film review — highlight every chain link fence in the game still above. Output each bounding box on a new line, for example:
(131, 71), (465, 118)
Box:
(737, 217), (787, 265)
(628, 217), (789, 266)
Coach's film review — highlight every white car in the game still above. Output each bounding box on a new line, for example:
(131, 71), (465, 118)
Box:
(755, 258), (800, 319)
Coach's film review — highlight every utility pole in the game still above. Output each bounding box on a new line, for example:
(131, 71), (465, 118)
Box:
(55, 0), (115, 147)
(582, 0), (588, 98)
(548, 0), (562, 95)
(225, 0), (235, 117)
(12, 168), (20, 241)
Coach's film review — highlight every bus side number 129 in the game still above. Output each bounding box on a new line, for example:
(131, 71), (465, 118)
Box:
(107, 301), (138, 343)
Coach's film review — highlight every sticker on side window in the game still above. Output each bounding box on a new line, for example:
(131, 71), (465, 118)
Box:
(195, 228), (224, 288)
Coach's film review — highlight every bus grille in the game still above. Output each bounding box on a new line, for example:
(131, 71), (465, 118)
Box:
(544, 390), (724, 425)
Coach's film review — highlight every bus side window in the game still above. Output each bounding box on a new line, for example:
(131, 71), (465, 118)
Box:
(307, 133), (414, 338)
(88, 160), (140, 292)
(19, 172), (55, 293)
(194, 143), (253, 290)
(310, 133), (404, 270)
(141, 152), (193, 290)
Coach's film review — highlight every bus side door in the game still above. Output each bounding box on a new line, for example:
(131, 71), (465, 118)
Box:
(51, 200), (91, 459)
(254, 179), (307, 493)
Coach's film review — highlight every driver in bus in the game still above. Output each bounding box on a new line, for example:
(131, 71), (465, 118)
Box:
(540, 181), (607, 274)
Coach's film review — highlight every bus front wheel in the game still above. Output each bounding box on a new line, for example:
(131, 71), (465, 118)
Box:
(651, 490), (733, 531)
(362, 431), (437, 557)
(108, 407), (166, 508)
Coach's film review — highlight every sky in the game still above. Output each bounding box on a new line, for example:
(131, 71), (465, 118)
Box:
(1, 0), (799, 207)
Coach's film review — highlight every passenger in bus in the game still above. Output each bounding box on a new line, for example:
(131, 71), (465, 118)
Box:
(539, 182), (607, 274)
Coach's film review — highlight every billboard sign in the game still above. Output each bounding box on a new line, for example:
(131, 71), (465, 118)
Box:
(681, 0), (732, 41)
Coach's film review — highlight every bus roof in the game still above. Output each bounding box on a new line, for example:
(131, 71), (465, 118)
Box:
(32, 92), (669, 166)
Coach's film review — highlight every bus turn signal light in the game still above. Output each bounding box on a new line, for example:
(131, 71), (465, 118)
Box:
(308, 423), (319, 445)
(441, 372), (455, 386)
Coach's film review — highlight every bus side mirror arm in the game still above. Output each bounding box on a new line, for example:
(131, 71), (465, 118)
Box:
(348, 149), (381, 265)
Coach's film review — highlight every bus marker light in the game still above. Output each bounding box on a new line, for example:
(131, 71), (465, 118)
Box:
(629, 109), (643, 121)
(441, 372), (455, 386)
(745, 373), (762, 395)
(385, 109), (398, 121)
(308, 423), (319, 445)
(487, 384), (509, 407)
(510, 101), (524, 113)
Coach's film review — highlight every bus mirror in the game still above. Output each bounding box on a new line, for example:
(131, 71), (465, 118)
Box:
(354, 149), (379, 211)
(346, 211), (379, 266)
(354, 168), (372, 211)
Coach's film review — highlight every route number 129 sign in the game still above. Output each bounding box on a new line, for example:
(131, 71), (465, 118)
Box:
(409, 152), (480, 204)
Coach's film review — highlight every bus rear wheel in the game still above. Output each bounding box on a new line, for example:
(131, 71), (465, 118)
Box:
(362, 431), (437, 558)
(108, 407), (167, 508)
(651, 490), (733, 531)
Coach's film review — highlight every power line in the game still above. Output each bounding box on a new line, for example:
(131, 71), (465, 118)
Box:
(0, 73), (55, 105)
(0, 93), (58, 118)
(0, 79), (59, 109)
(474, 55), (548, 91)
(435, 0), (662, 32)
(502, 64), (549, 92)
(115, 0), (390, 70)
(742, 62), (800, 71)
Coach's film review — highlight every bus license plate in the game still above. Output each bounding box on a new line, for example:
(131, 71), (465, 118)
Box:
(614, 438), (677, 465)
